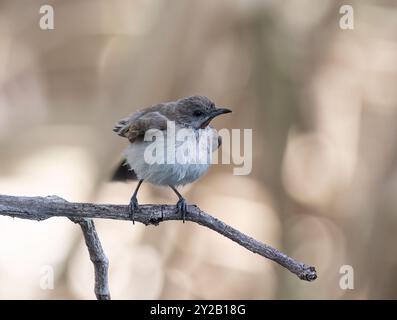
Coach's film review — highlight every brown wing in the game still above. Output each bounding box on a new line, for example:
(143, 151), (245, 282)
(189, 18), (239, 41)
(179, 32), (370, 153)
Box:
(113, 111), (168, 143)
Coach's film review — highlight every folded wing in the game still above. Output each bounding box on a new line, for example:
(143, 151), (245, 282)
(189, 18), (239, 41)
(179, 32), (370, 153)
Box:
(113, 110), (168, 143)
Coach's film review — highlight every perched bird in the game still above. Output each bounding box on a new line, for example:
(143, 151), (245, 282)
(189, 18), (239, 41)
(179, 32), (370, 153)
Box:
(113, 95), (232, 223)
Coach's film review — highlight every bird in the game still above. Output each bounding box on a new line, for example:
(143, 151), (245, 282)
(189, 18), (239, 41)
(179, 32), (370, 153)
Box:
(113, 95), (232, 223)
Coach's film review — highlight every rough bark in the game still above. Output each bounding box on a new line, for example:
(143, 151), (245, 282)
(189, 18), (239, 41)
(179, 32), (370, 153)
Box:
(0, 194), (317, 299)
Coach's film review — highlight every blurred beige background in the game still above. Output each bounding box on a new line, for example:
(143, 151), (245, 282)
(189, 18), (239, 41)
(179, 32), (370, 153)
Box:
(0, 0), (396, 299)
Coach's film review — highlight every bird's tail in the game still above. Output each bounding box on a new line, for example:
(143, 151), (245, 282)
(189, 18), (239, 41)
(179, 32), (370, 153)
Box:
(111, 160), (138, 182)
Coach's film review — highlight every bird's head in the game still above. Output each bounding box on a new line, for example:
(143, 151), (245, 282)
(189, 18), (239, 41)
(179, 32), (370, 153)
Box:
(174, 96), (232, 129)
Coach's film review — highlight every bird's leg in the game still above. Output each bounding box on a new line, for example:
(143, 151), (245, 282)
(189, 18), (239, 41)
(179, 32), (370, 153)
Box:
(169, 185), (188, 223)
(129, 179), (144, 224)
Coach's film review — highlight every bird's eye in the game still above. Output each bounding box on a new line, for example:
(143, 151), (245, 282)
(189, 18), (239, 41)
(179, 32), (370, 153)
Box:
(193, 110), (204, 117)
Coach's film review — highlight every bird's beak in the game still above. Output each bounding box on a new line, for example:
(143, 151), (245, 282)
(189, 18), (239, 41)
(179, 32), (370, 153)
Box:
(212, 107), (232, 117)
(200, 107), (232, 128)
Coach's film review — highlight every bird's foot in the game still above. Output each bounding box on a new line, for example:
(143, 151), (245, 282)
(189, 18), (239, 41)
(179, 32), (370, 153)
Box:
(129, 196), (139, 224)
(176, 198), (188, 223)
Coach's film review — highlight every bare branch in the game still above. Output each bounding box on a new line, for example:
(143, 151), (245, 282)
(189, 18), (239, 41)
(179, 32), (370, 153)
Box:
(69, 218), (110, 300)
(0, 194), (317, 298)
